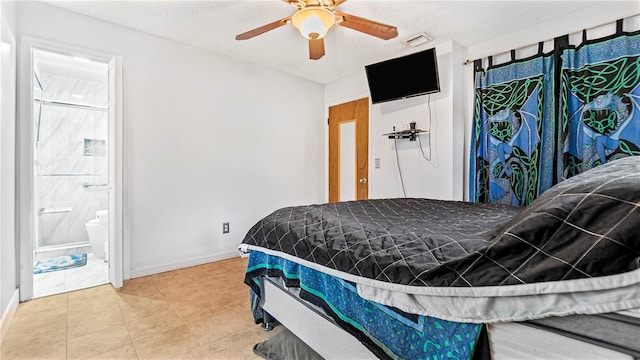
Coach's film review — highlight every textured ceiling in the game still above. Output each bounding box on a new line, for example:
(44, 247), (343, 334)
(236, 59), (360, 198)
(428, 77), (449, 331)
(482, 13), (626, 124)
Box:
(41, 1), (627, 84)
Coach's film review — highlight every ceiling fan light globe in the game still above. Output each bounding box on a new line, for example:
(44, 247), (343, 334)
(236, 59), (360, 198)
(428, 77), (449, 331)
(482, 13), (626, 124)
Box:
(292, 7), (335, 40)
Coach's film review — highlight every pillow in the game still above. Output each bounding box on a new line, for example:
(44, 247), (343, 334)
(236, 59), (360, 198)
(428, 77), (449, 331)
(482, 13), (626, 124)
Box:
(500, 155), (640, 224)
(253, 327), (324, 360)
(521, 155), (640, 215)
(485, 155), (640, 282)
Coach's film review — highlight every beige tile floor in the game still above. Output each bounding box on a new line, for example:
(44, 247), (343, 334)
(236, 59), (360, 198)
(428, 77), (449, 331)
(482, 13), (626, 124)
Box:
(1, 257), (281, 360)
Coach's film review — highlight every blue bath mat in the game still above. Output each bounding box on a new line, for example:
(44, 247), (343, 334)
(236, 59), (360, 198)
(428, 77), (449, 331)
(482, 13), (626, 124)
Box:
(33, 254), (88, 274)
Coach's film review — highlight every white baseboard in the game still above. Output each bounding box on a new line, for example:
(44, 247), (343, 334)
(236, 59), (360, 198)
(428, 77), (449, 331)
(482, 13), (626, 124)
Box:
(129, 250), (240, 279)
(0, 289), (20, 345)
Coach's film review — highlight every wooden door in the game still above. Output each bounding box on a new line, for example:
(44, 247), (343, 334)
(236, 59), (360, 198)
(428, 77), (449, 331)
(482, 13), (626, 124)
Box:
(328, 98), (369, 202)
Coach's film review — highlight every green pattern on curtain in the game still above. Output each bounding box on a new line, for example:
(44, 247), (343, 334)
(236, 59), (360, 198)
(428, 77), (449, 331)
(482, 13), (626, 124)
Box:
(470, 49), (555, 206)
(560, 25), (640, 179)
(471, 19), (640, 205)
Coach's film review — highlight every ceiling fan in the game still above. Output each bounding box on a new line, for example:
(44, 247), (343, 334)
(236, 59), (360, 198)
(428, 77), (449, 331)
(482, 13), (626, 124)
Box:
(235, 0), (398, 60)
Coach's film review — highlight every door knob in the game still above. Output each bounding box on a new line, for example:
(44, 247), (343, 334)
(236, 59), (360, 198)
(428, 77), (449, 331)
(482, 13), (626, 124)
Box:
(359, 177), (367, 184)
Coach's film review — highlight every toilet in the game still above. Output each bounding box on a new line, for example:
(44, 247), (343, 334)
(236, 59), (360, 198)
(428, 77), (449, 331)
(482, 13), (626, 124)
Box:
(86, 210), (108, 259)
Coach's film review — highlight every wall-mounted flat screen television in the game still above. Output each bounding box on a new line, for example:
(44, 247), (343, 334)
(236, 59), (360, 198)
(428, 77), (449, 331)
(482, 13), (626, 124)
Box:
(365, 48), (440, 104)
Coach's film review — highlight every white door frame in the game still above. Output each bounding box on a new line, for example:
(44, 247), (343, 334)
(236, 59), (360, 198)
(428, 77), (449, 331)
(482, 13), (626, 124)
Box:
(107, 55), (124, 288)
(17, 36), (125, 300)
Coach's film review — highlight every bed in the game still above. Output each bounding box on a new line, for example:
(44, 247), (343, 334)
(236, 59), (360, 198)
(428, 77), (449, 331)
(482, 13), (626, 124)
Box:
(239, 155), (640, 359)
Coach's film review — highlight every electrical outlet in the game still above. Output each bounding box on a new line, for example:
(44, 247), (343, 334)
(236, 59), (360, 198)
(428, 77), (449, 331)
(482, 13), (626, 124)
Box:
(222, 222), (229, 234)
(374, 158), (380, 169)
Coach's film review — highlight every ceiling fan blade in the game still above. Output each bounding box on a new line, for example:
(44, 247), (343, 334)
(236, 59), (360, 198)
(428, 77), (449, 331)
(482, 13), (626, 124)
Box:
(309, 38), (325, 60)
(235, 16), (292, 40)
(334, 11), (398, 40)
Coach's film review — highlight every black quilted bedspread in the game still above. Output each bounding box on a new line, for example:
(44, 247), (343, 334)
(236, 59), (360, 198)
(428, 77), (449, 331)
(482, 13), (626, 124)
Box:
(242, 156), (640, 288)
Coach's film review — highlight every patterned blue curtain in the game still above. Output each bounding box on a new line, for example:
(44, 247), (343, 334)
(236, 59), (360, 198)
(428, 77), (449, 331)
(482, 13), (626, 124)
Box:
(469, 49), (556, 206)
(471, 19), (640, 206)
(560, 23), (640, 179)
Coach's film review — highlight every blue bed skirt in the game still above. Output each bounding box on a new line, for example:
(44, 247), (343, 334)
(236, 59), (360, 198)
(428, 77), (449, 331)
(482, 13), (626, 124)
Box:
(244, 250), (484, 360)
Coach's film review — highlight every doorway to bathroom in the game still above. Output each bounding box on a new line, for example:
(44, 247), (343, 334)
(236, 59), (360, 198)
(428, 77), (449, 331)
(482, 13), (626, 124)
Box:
(19, 38), (124, 300)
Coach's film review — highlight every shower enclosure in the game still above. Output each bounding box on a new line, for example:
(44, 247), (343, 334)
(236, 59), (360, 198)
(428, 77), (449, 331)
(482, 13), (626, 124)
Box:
(32, 49), (109, 262)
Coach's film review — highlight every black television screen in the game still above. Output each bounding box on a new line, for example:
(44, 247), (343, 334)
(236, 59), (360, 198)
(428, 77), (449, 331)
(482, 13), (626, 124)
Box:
(365, 48), (440, 104)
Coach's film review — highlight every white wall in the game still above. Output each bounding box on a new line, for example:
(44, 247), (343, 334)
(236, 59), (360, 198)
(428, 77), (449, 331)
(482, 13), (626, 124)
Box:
(0, 0), (18, 343)
(325, 41), (465, 201)
(462, 2), (640, 200)
(16, 1), (325, 278)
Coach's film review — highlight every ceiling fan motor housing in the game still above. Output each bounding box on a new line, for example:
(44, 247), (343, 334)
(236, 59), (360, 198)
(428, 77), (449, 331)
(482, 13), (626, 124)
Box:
(291, 7), (336, 39)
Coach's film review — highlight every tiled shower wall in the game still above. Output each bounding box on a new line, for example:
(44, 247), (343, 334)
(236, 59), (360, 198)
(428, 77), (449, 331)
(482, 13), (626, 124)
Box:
(36, 72), (108, 250)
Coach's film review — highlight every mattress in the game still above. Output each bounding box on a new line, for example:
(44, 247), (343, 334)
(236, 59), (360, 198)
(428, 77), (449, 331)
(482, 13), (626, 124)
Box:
(488, 322), (636, 360)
